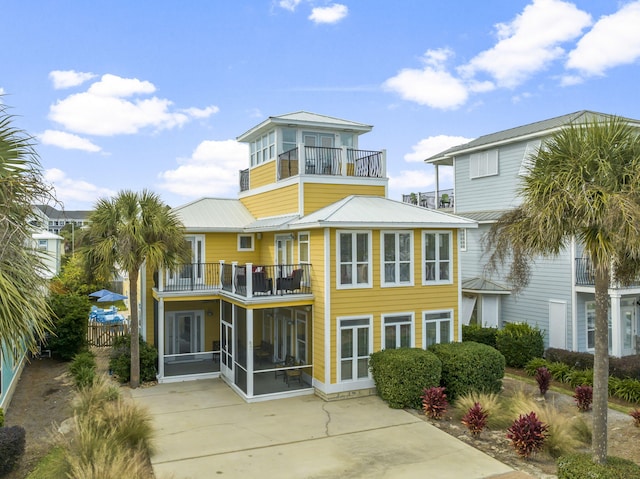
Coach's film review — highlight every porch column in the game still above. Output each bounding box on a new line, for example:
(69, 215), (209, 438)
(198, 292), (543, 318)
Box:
(298, 142), (305, 175)
(158, 266), (164, 292)
(610, 291), (622, 357)
(341, 146), (348, 176)
(246, 262), (253, 298)
(158, 298), (165, 378)
(435, 164), (441, 210)
(218, 260), (225, 289)
(231, 261), (238, 294)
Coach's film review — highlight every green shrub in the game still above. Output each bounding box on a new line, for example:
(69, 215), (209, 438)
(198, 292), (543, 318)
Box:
(524, 357), (549, 376)
(0, 426), (26, 476)
(0, 408), (4, 428)
(547, 361), (573, 383)
(495, 323), (544, 368)
(567, 368), (594, 388)
(109, 335), (158, 383)
(557, 453), (640, 478)
(609, 378), (640, 404)
(609, 355), (640, 380)
(69, 351), (97, 389)
(369, 348), (441, 409)
(429, 341), (505, 400)
(47, 293), (90, 360)
(461, 324), (498, 348)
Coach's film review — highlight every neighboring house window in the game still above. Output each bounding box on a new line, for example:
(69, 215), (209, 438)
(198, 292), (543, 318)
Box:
(519, 139), (542, 176)
(383, 313), (413, 349)
(250, 130), (276, 166)
(339, 317), (371, 381)
(238, 234), (254, 251)
(38, 239), (48, 250)
(459, 229), (467, 252)
(337, 231), (371, 288)
(423, 231), (452, 284)
(382, 231), (413, 286)
(586, 301), (612, 350)
(470, 150), (499, 178)
(423, 310), (453, 348)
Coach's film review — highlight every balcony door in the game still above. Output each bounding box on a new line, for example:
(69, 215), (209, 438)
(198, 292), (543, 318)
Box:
(167, 235), (204, 288)
(276, 235), (294, 279)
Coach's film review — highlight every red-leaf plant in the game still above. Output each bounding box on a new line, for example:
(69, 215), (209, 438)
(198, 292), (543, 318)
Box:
(421, 386), (448, 420)
(506, 411), (549, 458)
(630, 408), (640, 427)
(573, 385), (593, 412)
(535, 366), (551, 397)
(461, 402), (488, 437)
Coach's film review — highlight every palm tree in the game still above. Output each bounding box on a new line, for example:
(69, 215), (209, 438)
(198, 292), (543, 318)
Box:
(0, 104), (54, 361)
(486, 116), (640, 465)
(83, 190), (191, 388)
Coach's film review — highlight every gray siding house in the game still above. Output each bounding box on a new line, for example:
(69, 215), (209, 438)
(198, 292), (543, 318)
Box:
(424, 111), (640, 357)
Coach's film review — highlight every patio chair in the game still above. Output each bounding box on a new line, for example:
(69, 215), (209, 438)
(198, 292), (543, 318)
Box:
(252, 270), (273, 294)
(277, 268), (303, 293)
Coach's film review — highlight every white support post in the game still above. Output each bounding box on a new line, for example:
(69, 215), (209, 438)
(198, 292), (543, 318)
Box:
(298, 142), (305, 176)
(341, 146), (348, 176)
(218, 260), (225, 289)
(231, 261), (238, 294)
(158, 298), (165, 379)
(611, 292), (622, 357)
(246, 262), (253, 298)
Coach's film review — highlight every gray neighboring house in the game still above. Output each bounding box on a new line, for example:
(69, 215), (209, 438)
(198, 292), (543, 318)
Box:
(426, 110), (640, 357)
(32, 205), (91, 234)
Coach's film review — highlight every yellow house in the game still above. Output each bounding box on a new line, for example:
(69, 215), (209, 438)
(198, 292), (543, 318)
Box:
(141, 112), (476, 401)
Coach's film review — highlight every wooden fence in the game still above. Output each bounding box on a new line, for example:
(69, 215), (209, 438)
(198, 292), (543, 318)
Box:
(88, 321), (129, 347)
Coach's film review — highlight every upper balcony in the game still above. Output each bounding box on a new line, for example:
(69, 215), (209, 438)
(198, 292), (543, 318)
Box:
(155, 262), (312, 299)
(575, 257), (640, 288)
(240, 146), (386, 192)
(402, 189), (455, 209)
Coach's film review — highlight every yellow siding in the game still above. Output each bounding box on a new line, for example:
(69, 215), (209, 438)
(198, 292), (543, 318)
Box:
(303, 183), (385, 215)
(307, 229), (326, 384)
(203, 232), (262, 265)
(249, 160), (276, 189)
(240, 184), (299, 218)
(326, 228), (460, 384)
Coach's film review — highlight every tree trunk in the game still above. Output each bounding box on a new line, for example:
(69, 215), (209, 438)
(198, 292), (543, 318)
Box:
(129, 269), (140, 389)
(592, 266), (610, 464)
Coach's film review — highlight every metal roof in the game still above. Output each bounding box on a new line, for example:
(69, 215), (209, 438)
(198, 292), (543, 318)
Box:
(289, 196), (477, 229)
(455, 210), (510, 223)
(172, 198), (256, 232)
(462, 277), (511, 294)
(244, 214), (300, 231)
(426, 110), (640, 164)
(34, 205), (92, 221)
(237, 111), (373, 142)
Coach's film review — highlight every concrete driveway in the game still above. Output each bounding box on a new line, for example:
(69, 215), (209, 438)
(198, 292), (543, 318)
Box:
(130, 379), (518, 479)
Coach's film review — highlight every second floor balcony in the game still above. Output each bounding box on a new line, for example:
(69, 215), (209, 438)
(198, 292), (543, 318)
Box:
(575, 257), (640, 288)
(155, 262), (312, 299)
(402, 189), (454, 209)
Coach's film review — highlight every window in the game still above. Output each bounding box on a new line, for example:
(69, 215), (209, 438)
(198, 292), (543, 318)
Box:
(586, 301), (612, 350)
(339, 317), (371, 381)
(250, 130), (276, 166)
(423, 231), (452, 284)
(459, 229), (467, 252)
(470, 150), (498, 178)
(383, 314), (413, 349)
(298, 232), (310, 263)
(282, 128), (296, 153)
(238, 234), (254, 251)
(423, 311), (453, 348)
(337, 231), (371, 288)
(38, 239), (48, 250)
(519, 140), (542, 176)
(382, 231), (413, 286)
(296, 315), (307, 362)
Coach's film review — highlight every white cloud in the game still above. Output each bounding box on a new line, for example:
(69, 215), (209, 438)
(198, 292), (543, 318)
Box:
(565, 1), (640, 77)
(404, 135), (472, 162)
(48, 74), (208, 136)
(383, 49), (468, 110)
(157, 139), (249, 198)
(309, 4), (348, 24)
(49, 70), (97, 89)
(279, 0), (301, 11)
(460, 0), (591, 88)
(39, 130), (102, 152)
(388, 168), (454, 200)
(44, 168), (116, 209)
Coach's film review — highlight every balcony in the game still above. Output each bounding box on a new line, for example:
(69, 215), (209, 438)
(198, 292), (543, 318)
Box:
(402, 189), (454, 209)
(575, 257), (640, 288)
(156, 262), (312, 299)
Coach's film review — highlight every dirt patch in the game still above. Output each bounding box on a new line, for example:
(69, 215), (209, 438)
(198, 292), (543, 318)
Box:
(416, 377), (640, 478)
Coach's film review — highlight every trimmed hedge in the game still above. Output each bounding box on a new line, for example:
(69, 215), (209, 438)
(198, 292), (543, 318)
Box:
(369, 348), (441, 409)
(545, 348), (594, 370)
(429, 341), (505, 400)
(0, 426), (26, 476)
(557, 453), (640, 478)
(496, 323), (544, 368)
(461, 324), (498, 349)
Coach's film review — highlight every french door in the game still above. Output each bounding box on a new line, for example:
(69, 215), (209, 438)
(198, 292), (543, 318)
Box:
(164, 312), (204, 359)
(220, 320), (233, 381)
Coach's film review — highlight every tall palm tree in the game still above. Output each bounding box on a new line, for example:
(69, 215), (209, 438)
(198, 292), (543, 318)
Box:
(0, 104), (54, 361)
(83, 190), (191, 388)
(486, 116), (640, 464)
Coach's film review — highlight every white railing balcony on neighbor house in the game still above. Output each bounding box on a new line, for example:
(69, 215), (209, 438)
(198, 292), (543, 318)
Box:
(156, 262), (312, 298)
(402, 189), (454, 209)
(575, 257), (640, 288)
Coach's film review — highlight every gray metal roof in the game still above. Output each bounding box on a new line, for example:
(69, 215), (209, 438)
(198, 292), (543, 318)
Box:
(462, 277), (511, 294)
(426, 110), (640, 164)
(172, 198), (256, 232)
(237, 111), (373, 142)
(455, 210), (509, 223)
(289, 195), (477, 229)
(34, 204), (92, 221)
(244, 214), (300, 231)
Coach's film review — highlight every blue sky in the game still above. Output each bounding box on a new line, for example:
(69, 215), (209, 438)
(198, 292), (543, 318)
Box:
(2, 0), (640, 210)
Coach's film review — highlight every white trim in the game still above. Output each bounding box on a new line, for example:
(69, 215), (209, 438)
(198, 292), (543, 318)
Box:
(422, 309), (454, 349)
(337, 315), (373, 383)
(571, 237), (578, 352)
(381, 312), (415, 349)
(421, 230), (453, 285)
(324, 228), (331, 387)
(237, 233), (255, 251)
(336, 230), (373, 289)
(380, 230), (414, 287)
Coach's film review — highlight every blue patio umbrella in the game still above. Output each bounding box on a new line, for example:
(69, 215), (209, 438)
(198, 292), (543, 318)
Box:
(97, 292), (128, 302)
(89, 289), (113, 298)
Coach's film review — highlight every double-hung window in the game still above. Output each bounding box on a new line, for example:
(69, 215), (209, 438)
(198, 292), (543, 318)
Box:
(382, 231), (413, 286)
(585, 301), (612, 350)
(423, 231), (452, 284)
(337, 231), (371, 288)
(383, 314), (413, 349)
(423, 310), (453, 348)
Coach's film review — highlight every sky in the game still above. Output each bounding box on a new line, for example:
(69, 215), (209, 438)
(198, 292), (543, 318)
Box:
(2, 0), (640, 211)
